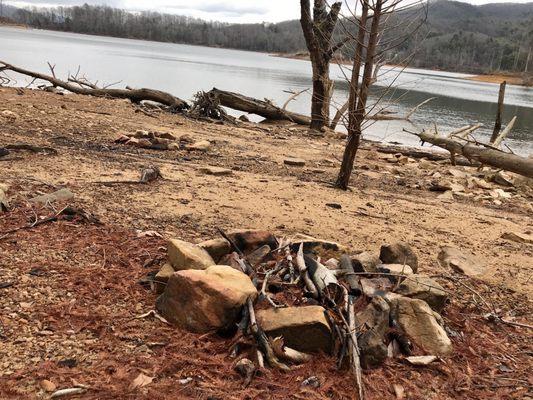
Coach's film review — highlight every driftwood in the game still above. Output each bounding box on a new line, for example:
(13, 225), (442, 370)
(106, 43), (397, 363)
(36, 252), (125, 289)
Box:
(247, 298), (290, 371)
(210, 88), (311, 125)
(347, 296), (365, 400)
(415, 130), (533, 178)
(0, 61), (188, 111)
(295, 243), (319, 298)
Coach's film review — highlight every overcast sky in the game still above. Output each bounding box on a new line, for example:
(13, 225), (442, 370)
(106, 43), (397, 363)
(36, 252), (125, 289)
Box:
(6, 0), (533, 23)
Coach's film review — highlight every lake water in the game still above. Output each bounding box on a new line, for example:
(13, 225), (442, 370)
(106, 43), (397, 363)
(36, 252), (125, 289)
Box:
(1, 26), (532, 155)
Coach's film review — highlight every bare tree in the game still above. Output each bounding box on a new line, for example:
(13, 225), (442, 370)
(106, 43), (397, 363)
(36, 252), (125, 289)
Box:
(300, 0), (347, 131)
(335, 0), (427, 190)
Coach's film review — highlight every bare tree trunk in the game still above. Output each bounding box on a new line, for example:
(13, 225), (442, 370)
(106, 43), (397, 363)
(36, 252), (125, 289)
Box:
(300, 0), (343, 131)
(336, 0), (381, 190)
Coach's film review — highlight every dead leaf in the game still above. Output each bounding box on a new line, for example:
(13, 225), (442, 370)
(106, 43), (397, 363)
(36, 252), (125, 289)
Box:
(130, 373), (153, 389)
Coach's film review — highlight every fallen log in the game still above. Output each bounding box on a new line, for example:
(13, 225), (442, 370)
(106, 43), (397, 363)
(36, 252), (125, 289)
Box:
(415, 131), (533, 178)
(0, 61), (189, 111)
(209, 88), (311, 126)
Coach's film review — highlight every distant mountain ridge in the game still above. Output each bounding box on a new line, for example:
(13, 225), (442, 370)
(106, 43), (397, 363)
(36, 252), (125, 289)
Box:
(4, 1), (533, 74)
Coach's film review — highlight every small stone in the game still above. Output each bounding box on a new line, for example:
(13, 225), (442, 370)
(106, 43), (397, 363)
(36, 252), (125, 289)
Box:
(437, 190), (454, 200)
(377, 264), (414, 276)
(198, 238), (231, 262)
(501, 231), (533, 245)
(380, 242), (418, 273)
(1, 110), (18, 120)
(227, 230), (278, 253)
(326, 203), (342, 209)
(256, 306), (332, 353)
(301, 376), (321, 388)
(30, 188), (74, 205)
(406, 355), (438, 366)
(39, 379), (56, 392)
(438, 246), (485, 277)
(199, 166), (233, 176)
(167, 142), (180, 150)
(185, 140), (211, 151)
(352, 252), (381, 273)
(246, 245), (271, 265)
(283, 157), (306, 167)
(167, 239), (215, 270)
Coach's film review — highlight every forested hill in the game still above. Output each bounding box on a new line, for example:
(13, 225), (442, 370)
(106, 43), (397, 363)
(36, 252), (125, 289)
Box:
(5, 0), (533, 74)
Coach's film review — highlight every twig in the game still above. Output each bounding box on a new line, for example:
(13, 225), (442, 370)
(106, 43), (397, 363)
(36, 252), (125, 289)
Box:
(247, 298), (290, 371)
(0, 205), (69, 240)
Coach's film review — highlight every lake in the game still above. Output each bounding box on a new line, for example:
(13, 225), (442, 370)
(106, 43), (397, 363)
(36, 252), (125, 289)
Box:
(1, 26), (532, 155)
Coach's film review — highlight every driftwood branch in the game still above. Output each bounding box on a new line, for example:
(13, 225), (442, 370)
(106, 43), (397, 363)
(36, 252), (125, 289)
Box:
(412, 130), (533, 178)
(0, 61), (189, 110)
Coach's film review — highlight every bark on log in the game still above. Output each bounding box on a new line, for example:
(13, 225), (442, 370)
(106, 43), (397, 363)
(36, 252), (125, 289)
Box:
(0, 61), (189, 110)
(210, 88), (311, 125)
(418, 131), (533, 178)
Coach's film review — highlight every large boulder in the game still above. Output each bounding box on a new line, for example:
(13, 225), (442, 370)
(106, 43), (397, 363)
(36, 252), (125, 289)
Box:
(256, 306), (332, 353)
(380, 242), (418, 273)
(156, 265), (257, 332)
(168, 239), (215, 270)
(390, 297), (452, 356)
(395, 275), (448, 312)
(355, 297), (390, 368)
(438, 246), (485, 277)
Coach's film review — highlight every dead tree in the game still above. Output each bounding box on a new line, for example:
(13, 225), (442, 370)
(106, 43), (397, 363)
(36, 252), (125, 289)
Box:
(336, 0), (381, 190)
(0, 61), (189, 111)
(334, 0), (427, 190)
(300, 0), (345, 131)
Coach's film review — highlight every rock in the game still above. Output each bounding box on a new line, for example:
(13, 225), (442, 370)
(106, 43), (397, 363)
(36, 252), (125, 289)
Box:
(186, 140), (211, 151)
(395, 275), (448, 312)
(234, 358), (255, 385)
(1, 110), (18, 120)
(0, 148), (9, 158)
(406, 355), (438, 366)
(390, 297), (452, 356)
(289, 234), (345, 258)
(30, 188), (74, 205)
(283, 157), (306, 167)
(167, 239), (215, 270)
(360, 277), (394, 297)
(199, 166), (233, 176)
(438, 246), (485, 277)
(256, 306), (332, 353)
(227, 230), (278, 253)
(167, 142), (180, 150)
(377, 264), (414, 276)
(154, 263), (175, 294)
(0, 185), (9, 212)
(437, 191), (454, 200)
(326, 202), (342, 209)
(501, 231), (533, 245)
(301, 376), (321, 389)
(156, 265), (257, 332)
(39, 379), (56, 392)
(355, 297), (390, 368)
(380, 242), (418, 273)
(352, 251), (381, 273)
(247, 245), (271, 265)
(198, 238), (231, 262)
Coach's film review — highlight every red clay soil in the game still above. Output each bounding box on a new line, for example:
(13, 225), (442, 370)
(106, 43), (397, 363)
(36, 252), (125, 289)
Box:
(0, 200), (531, 400)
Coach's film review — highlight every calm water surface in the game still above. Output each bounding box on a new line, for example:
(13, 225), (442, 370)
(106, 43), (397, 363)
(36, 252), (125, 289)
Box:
(1, 27), (532, 155)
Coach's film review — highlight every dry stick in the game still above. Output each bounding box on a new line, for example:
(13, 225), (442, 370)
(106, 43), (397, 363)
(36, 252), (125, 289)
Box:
(246, 298), (290, 371)
(347, 295), (364, 400)
(295, 243), (319, 298)
(259, 270), (286, 309)
(0, 205), (69, 240)
(282, 88), (309, 111)
(436, 275), (532, 330)
(492, 116), (517, 148)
